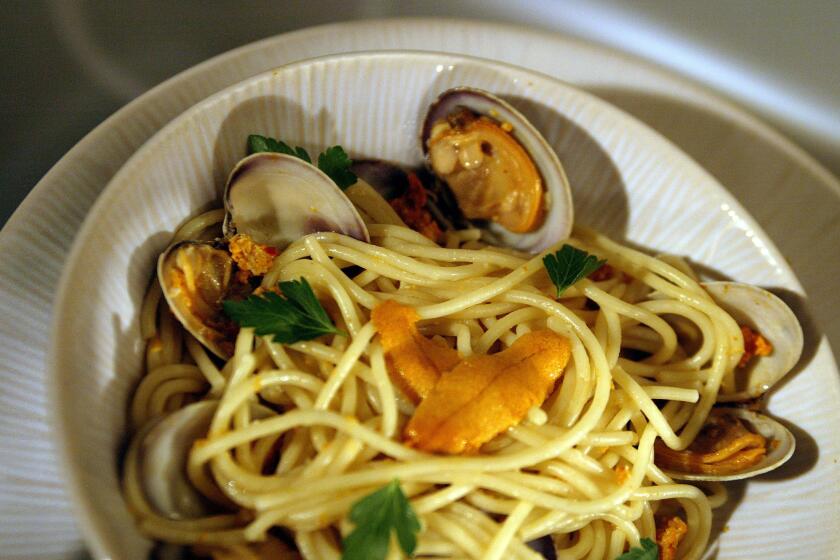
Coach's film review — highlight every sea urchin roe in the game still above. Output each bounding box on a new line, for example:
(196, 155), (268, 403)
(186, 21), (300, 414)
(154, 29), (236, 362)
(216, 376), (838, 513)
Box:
(656, 516), (688, 560)
(404, 330), (571, 454)
(228, 233), (278, 277)
(738, 325), (773, 368)
(427, 108), (544, 234)
(654, 409), (767, 475)
(371, 300), (460, 402)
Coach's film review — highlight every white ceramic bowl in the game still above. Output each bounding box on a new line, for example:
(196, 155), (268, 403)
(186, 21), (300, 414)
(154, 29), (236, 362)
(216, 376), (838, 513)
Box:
(49, 51), (818, 559)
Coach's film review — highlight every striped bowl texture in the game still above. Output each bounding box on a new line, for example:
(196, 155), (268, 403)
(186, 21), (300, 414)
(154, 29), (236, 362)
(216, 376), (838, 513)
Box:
(48, 52), (840, 559)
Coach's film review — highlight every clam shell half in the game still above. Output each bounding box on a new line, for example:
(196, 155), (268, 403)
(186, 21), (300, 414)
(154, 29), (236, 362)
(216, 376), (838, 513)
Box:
(704, 281), (804, 401)
(222, 152), (369, 248)
(138, 400), (219, 519)
(137, 400), (276, 519)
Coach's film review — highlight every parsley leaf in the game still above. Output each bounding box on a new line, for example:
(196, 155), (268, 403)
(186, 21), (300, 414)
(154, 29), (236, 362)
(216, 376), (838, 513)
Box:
(318, 145), (357, 190)
(222, 278), (345, 343)
(247, 134), (357, 190)
(342, 479), (421, 560)
(247, 134), (311, 163)
(614, 538), (659, 560)
(543, 244), (606, 297)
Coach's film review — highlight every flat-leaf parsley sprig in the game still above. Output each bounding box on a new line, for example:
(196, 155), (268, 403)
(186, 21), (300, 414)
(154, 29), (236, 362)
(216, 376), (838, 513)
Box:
(247, 134), (312, 162)
(317, 146), (358, 191)
(222, 278), (345, 344)
(614, 537), (659, 560)
(248, 134), (358, 190)
(342, 479), (421, 560)
(543, 244), (606, 297)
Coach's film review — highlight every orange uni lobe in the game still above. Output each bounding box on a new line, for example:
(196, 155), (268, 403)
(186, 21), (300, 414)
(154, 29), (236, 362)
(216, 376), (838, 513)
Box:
(371, 300), (460, 402)
(404, 330), (571, 454)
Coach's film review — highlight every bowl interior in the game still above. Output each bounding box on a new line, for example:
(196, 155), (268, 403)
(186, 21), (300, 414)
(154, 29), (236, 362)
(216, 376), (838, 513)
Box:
(50, 51), (799, 559)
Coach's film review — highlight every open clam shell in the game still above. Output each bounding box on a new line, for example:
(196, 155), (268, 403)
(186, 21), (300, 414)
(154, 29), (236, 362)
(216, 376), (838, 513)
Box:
(421, 87), (573, 253)
(661, 408), (795, 482)
(160, 152), (371, 359)
(222, 152), (369, 248)
(137, 400), (275, 519)
(158, 241), (237, 359)
(703, 281), (804, 401)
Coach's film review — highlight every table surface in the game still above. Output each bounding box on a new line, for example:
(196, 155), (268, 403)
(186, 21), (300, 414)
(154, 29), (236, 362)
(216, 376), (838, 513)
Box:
(1, 0), (838, 228)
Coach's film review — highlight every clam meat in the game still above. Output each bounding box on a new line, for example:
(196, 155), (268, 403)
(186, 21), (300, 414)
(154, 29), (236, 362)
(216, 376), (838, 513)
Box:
(158, 241), (240, 359)
(655, 407), (795, 481)
(421, 87), (573, 253)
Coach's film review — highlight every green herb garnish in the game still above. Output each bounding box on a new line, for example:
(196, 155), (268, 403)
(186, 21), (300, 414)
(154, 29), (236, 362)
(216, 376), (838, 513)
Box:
(342, 479), (421, 560)
(248, 134), (357, 190)
(614, 538), (659, 560)
(318, 145), (357, 190)
(247, 134), (311, 162)
(222, 278), (345, 343)
(543, 244), (606, 297)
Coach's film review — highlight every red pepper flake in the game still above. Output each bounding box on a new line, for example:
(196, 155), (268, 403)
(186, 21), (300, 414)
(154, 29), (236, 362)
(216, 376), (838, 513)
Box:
(390, 173), (443, 243)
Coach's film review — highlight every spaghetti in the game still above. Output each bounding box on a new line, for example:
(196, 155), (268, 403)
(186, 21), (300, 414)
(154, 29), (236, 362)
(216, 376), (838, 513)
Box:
(121, 205), (753, 560)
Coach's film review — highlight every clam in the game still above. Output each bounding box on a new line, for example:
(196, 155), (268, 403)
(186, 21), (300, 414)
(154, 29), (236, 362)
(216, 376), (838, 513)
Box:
(138, 400), (218, 519)
(160, 152), (370, 358)
(421, 87), (573, 253)
(138, 400), (275, 519)
(222, 152), (369, 247)
(703, 282), (803, 401)
(656, 408), (795, 481)
(158, 241), (240, 358)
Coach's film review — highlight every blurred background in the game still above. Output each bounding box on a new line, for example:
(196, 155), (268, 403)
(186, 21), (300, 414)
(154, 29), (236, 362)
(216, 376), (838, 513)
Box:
(1, 0), (838, 226)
